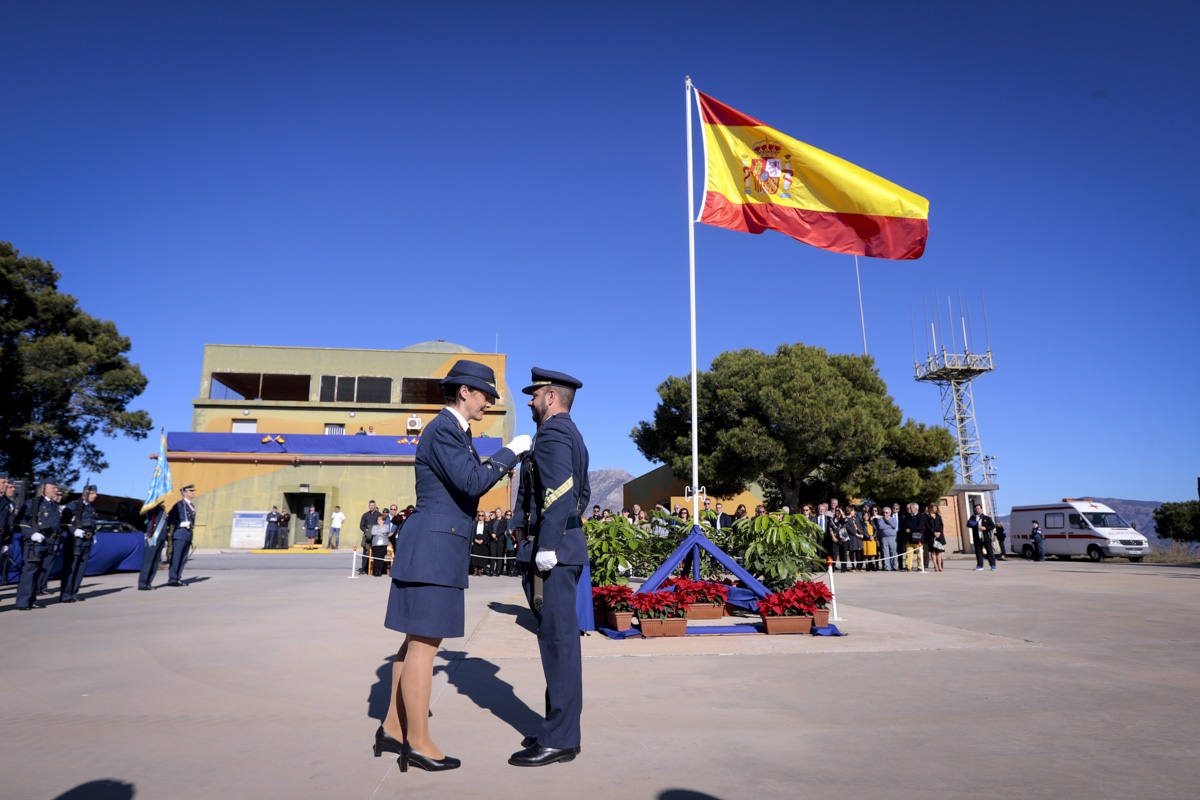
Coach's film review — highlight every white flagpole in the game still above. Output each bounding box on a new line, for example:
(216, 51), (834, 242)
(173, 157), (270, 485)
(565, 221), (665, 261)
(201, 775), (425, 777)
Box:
(854, 255), (868, 356)
(685, 76), (701, 520)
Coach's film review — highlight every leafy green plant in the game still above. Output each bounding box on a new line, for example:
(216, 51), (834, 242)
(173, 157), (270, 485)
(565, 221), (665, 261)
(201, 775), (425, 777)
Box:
(585, 515), (647, 586)
(729, 513), (824, 593)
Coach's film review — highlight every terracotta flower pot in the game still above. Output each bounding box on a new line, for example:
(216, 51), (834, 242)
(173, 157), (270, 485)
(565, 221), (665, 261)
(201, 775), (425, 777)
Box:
(760, 614), (814, 635)
(813, 607), (830, 628)
(639, 616), (688, 637)
(686, 602), (723, 620)
(603, 608), (634, 631)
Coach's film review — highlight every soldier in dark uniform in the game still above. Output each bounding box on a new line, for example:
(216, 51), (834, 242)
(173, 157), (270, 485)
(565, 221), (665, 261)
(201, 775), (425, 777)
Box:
(376, 360), (529, 773)
(510, 368), (590, 768)
(264, 506), (280, 550)
(15, 481), (62, 609)
(35, 485), (66, 595)
(305, 504), (320, 548)
(60, 485), (99, 602)
(165, 484), (198, 586)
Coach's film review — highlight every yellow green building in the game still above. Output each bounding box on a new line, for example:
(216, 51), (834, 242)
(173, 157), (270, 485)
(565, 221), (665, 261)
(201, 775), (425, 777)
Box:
(166, 342), (516, 548)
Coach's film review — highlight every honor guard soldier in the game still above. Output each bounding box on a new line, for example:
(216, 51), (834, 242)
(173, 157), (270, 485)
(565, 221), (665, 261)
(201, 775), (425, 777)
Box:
(15, 481), (62, 609)
(165, 484), (198, 586)
(510, 368), (590, 768)
(60, 485), (99, 602)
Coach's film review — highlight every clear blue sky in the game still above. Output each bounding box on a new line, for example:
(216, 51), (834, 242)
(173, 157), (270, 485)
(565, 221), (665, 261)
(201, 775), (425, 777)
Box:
(4, 0), (1198, 513)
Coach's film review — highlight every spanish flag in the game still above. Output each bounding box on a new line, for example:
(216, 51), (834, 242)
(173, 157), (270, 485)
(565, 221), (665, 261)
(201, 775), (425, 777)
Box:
(697, 91), (929, 260)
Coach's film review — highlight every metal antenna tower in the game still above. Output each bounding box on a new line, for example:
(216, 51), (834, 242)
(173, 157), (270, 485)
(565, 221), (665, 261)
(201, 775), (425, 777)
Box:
(914, 293), (995, 483)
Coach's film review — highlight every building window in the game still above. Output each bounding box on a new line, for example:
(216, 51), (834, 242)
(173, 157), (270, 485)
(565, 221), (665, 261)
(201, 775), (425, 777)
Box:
(324, 423), (345, 435)
(211, 372), (310, 401)
(318, 375), (394, 404)
(231, 419), (258, 433)
(400, 377), (445, 404)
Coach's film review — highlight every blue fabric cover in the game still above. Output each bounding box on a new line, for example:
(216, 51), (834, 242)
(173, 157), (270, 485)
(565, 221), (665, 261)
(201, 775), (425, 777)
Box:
(637, 526), (771, 599)
(166, 431), (501, 457)
(5, 530), (145, 582)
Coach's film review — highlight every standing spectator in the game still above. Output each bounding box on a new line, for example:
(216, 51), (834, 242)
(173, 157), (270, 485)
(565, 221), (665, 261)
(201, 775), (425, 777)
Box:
(967, 503), (997, 571)
(873, 505), (899, 571)
(845, 504), (865, 570)
(359, 501), (378, 574)
(831, 507), (851, 573)
(814, 502), (833, 565)
(265, 506), (280, 550)
(276, 509), (291, 549)
(861, 504), (878, 571)
(1031, 521), (1045, 561)
(590, 505), (602, 521)
(712, 502), (732, 531)
(486, 509), (504, 576)
(328, 505), (345, 550)
(995, 523), (1008, 560)
(370, 513), (391, 576)
(470, 511), (488, 576)
(1, 479), (17, 586)
(503, 510), (517, 575)
(753, 504), (766, 518)
(304, 505), (320, 549)
(926, 502), (946, 572)
(905, 502), (928, 571)
(631, 503), (642, 520)
(732, 504), (748, 521)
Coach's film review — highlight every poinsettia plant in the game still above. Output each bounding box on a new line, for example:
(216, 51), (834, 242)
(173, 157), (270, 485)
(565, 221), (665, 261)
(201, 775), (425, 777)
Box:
(791, 579), (833, 610)
(592, 584), (634, 612)
(758, 587), (816, 617)
(662, 577), (731, 604)
(630, 589), (691, 619)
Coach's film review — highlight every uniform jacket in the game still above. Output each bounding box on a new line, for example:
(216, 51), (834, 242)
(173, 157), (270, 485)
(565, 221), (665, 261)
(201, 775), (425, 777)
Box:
(167, 498), (196, 538)
(390, 408), (520, 588)
(0, 495), (15, 540)
(64, 500), (98, 534)
(515, 412), (590, 566)
(28, 494), (62, 533)
(266, 511), (280, 527)
(305, 509), (320, 533)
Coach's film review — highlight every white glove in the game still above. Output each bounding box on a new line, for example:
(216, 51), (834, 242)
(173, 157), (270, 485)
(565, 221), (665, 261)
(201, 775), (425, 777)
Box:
(506, 434), (532, 456)
(74, 529), (86, 538)
(179, 521), (191, 529)
(535, 549), (558, 571)
(31, 532), (45, 543)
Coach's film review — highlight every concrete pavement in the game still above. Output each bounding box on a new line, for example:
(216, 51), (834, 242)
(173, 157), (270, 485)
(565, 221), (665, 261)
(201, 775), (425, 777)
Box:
(1, 556), (1197, 799)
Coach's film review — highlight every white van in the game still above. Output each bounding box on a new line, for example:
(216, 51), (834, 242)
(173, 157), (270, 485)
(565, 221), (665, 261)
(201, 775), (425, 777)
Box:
(1008, 499), (1148, 562)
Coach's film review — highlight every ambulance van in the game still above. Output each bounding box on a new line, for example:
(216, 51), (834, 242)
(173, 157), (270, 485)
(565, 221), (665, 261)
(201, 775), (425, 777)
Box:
(1008, 499), (1149, 561)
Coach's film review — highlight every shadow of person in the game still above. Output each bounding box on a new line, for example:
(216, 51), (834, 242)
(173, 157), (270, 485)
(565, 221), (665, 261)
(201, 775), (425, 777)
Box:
(435, 650), (543, 741)
(75, 586), (129, 602)
(181, 576), (211, 585)
(658, 790), (724, 800)
(486, 601), (538, 634)
(366, 653), (393, 722)
(52, 778), (136, 799)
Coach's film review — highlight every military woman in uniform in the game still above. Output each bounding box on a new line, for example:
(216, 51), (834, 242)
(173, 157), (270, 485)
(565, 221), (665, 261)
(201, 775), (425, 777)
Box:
(374, 360), (530, 772)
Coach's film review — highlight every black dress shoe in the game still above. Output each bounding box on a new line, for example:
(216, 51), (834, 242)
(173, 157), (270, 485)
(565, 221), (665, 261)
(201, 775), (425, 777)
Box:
(373, 726), (404, 757)
(167, 581), (184, 587)
(508, 744), (580, 767)
(61, 597), (76, 603)
(400, 742), (460, 773)
(138, 586), (154, 591)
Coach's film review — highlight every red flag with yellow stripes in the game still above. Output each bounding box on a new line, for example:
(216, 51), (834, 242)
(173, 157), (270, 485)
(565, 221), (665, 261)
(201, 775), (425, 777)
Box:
(697, 91), (929, 260)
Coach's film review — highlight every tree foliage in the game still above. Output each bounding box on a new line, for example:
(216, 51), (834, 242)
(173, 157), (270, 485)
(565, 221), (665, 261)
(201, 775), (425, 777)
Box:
(632, 343), (955, 509)
(1153, 501), (1200, 543)
(0, 242), (153, 484)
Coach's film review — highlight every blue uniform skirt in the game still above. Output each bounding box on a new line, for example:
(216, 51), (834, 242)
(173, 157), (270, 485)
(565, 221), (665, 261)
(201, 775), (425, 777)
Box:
(384, 579), (465, 639)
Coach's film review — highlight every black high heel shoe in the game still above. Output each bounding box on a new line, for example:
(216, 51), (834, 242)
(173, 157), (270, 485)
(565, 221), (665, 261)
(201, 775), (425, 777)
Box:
(400, 741), (461, 772)
(373, 726), (404, 758)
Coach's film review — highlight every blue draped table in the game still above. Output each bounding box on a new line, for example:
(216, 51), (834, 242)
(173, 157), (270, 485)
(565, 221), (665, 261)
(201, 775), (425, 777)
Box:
(4, 530), (146, 583)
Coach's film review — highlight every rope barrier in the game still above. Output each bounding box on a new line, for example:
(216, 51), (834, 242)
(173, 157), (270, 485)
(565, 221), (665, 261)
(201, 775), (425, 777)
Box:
(827, 544), (928, 570)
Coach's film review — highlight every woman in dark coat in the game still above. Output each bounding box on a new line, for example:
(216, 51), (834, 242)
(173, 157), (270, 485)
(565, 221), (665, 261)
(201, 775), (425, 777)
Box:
(374, 361), (530, 772)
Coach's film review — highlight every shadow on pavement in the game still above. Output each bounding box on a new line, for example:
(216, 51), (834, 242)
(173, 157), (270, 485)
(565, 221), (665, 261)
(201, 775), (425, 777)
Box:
(659, 790), (724, 800)
(75, 586), (130, 602)
(52, 778), (136, 799)
(486, 601), (538, 633)
(367, 654), (393, 721)
(435, 650), (542, 741)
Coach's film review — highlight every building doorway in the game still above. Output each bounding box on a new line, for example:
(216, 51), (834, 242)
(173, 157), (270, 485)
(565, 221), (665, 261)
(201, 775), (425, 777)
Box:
(283, 492), (326, 547)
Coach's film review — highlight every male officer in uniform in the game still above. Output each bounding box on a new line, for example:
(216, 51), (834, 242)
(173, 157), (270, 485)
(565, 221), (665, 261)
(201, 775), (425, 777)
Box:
(60, 485), (99, 602)
(510, 368), (590, 768)
(165, 484), (198, 586)
(264, 506), (280, 549)
(15, 481), (62, 609)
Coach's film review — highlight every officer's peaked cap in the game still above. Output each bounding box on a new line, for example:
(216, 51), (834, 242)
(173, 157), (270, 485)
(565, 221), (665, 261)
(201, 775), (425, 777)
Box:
(440, 360), (500, 400)
(180, 484), (195, 492)
(522, 368), (583, 395)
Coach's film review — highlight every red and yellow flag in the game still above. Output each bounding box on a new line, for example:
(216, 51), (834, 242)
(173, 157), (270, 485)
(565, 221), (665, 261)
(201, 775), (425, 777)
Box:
(697, 92), (929, 260)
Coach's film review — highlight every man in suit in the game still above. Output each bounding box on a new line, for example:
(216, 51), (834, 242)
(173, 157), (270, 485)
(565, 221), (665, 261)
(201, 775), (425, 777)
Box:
(59, 484), (99, 602)
(165, 484), (198, 586)
(510, 368), (589, 768)
(15, 480), (61, 609)
(486, 507), (506, 576)
(359, 500), (378, 573)
(967, 503), (998, 570)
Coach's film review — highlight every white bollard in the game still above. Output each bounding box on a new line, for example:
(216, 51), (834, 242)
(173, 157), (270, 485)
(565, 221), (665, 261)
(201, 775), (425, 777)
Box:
(348, 546), (359, 580)
(918, 544), (926, 574)
(827, 563), (845, 622)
